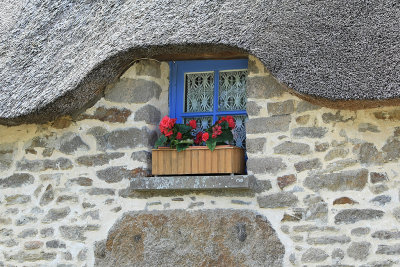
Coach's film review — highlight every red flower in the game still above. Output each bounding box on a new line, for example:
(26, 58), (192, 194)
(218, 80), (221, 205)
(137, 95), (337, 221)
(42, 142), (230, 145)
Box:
(165, 130), (173, 137)
(202, 132), (209, 142)
(212, 125), (222, 138)
(176, 132), (182, 140)
(226, 115), (235, 128)
(194, 132), (203, 144)
(189, 120), (197, 129)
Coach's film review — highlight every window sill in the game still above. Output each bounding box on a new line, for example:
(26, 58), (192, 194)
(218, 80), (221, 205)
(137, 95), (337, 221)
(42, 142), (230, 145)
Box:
(129, 175), (255, 191)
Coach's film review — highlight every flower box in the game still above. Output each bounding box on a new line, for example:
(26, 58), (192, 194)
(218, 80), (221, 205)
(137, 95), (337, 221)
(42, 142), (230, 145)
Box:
(152, 145), (245, 176)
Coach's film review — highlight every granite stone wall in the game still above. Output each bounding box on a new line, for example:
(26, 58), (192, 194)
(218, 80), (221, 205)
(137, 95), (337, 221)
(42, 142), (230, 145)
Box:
(0, 57), (400, 266)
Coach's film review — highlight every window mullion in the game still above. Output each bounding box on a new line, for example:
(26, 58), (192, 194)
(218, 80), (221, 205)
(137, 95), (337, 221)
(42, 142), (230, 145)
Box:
(212, 70), (219, 124)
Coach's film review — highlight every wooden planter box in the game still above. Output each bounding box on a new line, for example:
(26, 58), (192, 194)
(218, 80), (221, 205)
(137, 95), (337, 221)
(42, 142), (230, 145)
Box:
(152, 145), (245, 176)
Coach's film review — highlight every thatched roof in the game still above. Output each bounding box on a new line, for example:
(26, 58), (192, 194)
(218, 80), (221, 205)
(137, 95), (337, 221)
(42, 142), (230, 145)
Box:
(1, 1), (399, 125)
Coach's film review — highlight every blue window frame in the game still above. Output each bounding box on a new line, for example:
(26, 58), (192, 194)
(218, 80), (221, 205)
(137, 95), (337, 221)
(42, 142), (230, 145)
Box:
(169, 59), (248, 148)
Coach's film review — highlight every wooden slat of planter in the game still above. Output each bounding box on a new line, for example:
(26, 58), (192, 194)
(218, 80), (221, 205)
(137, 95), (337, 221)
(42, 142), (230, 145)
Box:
(152, 146), (245, 176)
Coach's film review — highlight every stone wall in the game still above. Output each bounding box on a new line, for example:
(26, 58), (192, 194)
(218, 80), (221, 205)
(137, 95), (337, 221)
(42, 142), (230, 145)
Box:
(0, 56), (400, 266)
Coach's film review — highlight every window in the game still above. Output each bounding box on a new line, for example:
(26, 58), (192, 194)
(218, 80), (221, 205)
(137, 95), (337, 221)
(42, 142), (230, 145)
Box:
(169, 59), (248, 148)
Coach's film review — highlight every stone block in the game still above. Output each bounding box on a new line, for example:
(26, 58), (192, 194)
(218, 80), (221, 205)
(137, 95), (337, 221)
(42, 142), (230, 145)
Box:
(301, 248), (328, 263)
(292, 127), (327, 138)
(97, 166), (137, 183)
(324, 147), (348, 161)
(59, 226), (86, 241)
(382, 138), (400, 161)
(333, 197), (358, 205)
(59, 133), (89, 154)
(0, 173), (34, 188)
(0, 143), (15, 171)
(358, 142), (383, 164)
(16, 158), (73, 172)
(296, 101), (321, 113)
(246, 101), (262, 116)
(131, 150), (152, 165)
(24, 241), (43, 250)
(42, 207), (71, 223)
(274, 141), (310, 155)
(294, 158), (321, 172)
(40, 228), (54, 238)
(304, 169), (368, 192)
(374, 110), (400, 121)
(307, 235), (350, 245)
(18, 229), (38, 238)
(76, 152), (124, 167)
(86, 188), (115, 196)
(376, 244), (400, 255)
(246, 115), (291, 134)
(347, 242), (371, 260)
(277, 174), (296, 190)
(5, 195), (30, 205)
(370, 172), (388, 183)
(247, 76), (285, 99)
(370, 195), (391, 206)
(267, 100), (294, 116)
(136, 60), (162, 78)
(325, 159), (358, 172)
(372, 230), (400, 239)
(105, 79), (162, 103)
(77, 106), (132, 123)
(56, 195), (79, 203)
(322, 111), (355, 123)
(305, 202), (328, 222)
(351, 227), (370, 236)
(257, 192), (298, 208)
(295, 115), (310, 125)
(134, 104), (161, 124)
(66, 177), (93, 187)
(5, 251), (56, 262)
(315, 142), (329, 152)
(15, 216), (37, 226)
(246, 138), (266, 154)
(334, 209), (384, 224)
(247, 157), (286, 174)
(332, 248), (345, 261)
(39, 185), (54, 206)
(358, 123), (380, 133)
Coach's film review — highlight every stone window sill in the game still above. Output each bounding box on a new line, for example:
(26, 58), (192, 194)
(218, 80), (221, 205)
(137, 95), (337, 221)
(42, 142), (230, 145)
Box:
(130, 175), (255, 191)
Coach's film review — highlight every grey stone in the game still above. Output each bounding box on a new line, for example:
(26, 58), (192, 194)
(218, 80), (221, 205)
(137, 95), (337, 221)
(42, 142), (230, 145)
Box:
(76, 152), (124, 166)
(351, 227), (370, 236)
(267, 100), (294, 116)
(0, 228), (13, 237)
(96, 166), (134, 183)
(82, 202), (96, 208)
(295, 114), (310, 125)
(358, 143), (383, 164)
(5, 251), (57, 262)
(393, 207), (400, 222)
(274, 141), (310, 155)
(307, 235), (351, 245)
(370, 195), (391, 206)
(56, 195), (79, 203)
(16, 158), (73, 171)
(359, 123), (380, 133)
(322, 111), (355, 123)
(78, 248), (88, 261)
(325, 159), (358, 172)
(188, 202), (204, 209)
(5, 194), (30, 205)
(347, 242), (371, 260)
(82, 210), (100, 220)
(231, 200), (251, 205)
(24, 241), (43, 250)
(42, 207), (71, 223)
(0, 143), (15, 170)
(245, 138), (266, 154)
(376, 244), (400, 255)
(292, 127), (327, 138)
(277, 174), (296, 190)
(304, 169), (368, 191)
(247, 157), (286, 174)
(370, 184), (389, 194)
(46, 240), (63, 248)
(301, 248), (329, 263)
(40, 185), (54, 206)
(257, 192), (298, 208)
(40, 228), (54, 238)
(294, 158), (322, 172)
(305, 202), (328, 222)
(0, 173), (34, 188)
(88, 127), (156, 150)
(382, 138), (400, 161)
(59, 133), (89, 154)
(315, 142), (329, 152)
(59, 226), (86, 241)
(105, 79), (162, 103)
(18, 229), (38, 238)
(87, 188), (115, 196)
(95, 209), (284, 266)
(370, 172), (388, 183)
(135, 60), (161, 78)
(372, 230), (400, 240)
(334, 209), (384, 224)
(247, 75), (285, 99)
(332, 248), (345, 261)
(131, 150), (152, 165)
(324, 148), (348, 161)
(360, 260), (397, 267)
(134, 104), (161, 124)
(15, 216), (37, 226)
(66, 177), (93, 187)
(246, 115), (291, 134)
(63, 251), (73, 261)
(246, 101), (262, 116)
(297, 101), (321, 113)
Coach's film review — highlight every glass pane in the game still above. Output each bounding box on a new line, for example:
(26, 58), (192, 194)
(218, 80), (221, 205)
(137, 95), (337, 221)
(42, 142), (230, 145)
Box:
(185, 72), (214, 112)
(217, 115), (248, 148)
(218, 70), (247, 111)
(184, 117), (212, 136)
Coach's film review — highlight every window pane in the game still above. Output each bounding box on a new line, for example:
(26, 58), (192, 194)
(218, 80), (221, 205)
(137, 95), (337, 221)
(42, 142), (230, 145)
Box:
(232, 115), (248, 149)
(185, 72), (214, 112)
(184, 117), (212, 136)
(218, 70), (247, 111)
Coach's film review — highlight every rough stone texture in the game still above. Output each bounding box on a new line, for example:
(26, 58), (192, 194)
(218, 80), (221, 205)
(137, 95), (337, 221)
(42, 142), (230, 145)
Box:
(351, 227), (370, 236)
(77, 107), (132, 123)
(273, 141), (310, 155)
(301, 248), (329, 263)
(95, 210), (284, 266)
(18, 229), (38, 238)
(372, 230), (400, 240)
(370, 195), (391, 206)
(358, 143), (383, 165)
(42, 207), (71, 223)
(59, 133), (89, 154)
(347, 242), (371, 260)
(315, 142), (329, 152)
(66, 177), (93, 187)
(376, 244), (400, 255)
(246, 115), (291, 134)
(359, 123), (380, 133)
(257, 192), (298, 208)
(297, 101), (321, 113)
(105, 79), (162, 103)
(16, 158), (73, 172)
(324, 148), (349, 161)
(0, 173), (34, 188)
(131, 150), (152, 165)
(0, 143), (15, 170)
(5, 195), (30, 205)
(307, 235), (351, 245)
(76, 152), (124, 167)
(335, 209), (384, 224)
(97, 166), (141, 183)
(332, 248), (345, 261)
(267, 100), (294, 116)
(292, 127), (327, 138)
(382, 138), (400, 161)
(333, 197), (358, 205)
(247, 76), (285, 99)
(277, 174), (296, 190)
(39, 185), (54, 206)
(59, 226), (87, 241)
(246, 138), (266, 154)
(294, 158), (322, 172)
(246, 101), (262, 116)
(304, 169), (368, 192)
(370, 172), (389, 183)
(322, 111), (355, 123)
(134, 104), (161, 125)
(247, 157), (286, 174)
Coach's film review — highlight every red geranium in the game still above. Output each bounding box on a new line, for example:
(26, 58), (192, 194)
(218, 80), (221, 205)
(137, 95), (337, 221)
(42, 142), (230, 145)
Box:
(189, 120), (197, 129)
(211, 125), (222, 138)
(194, 132), (203, 144)
(202, 132), (209, 142)
(225, 115), (236, 129)
(176, 132), (182, 140)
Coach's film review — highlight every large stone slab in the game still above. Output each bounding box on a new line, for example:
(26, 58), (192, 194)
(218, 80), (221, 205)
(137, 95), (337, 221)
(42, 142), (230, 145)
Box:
(95, 209), (284, 266)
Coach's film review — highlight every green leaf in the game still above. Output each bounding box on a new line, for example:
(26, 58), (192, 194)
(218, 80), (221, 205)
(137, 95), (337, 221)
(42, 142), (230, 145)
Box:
(177, 143), (190, 152)
(206, 140), (217, 151)
(176, 124), (192, 134)
(154, 135), (167, 148)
